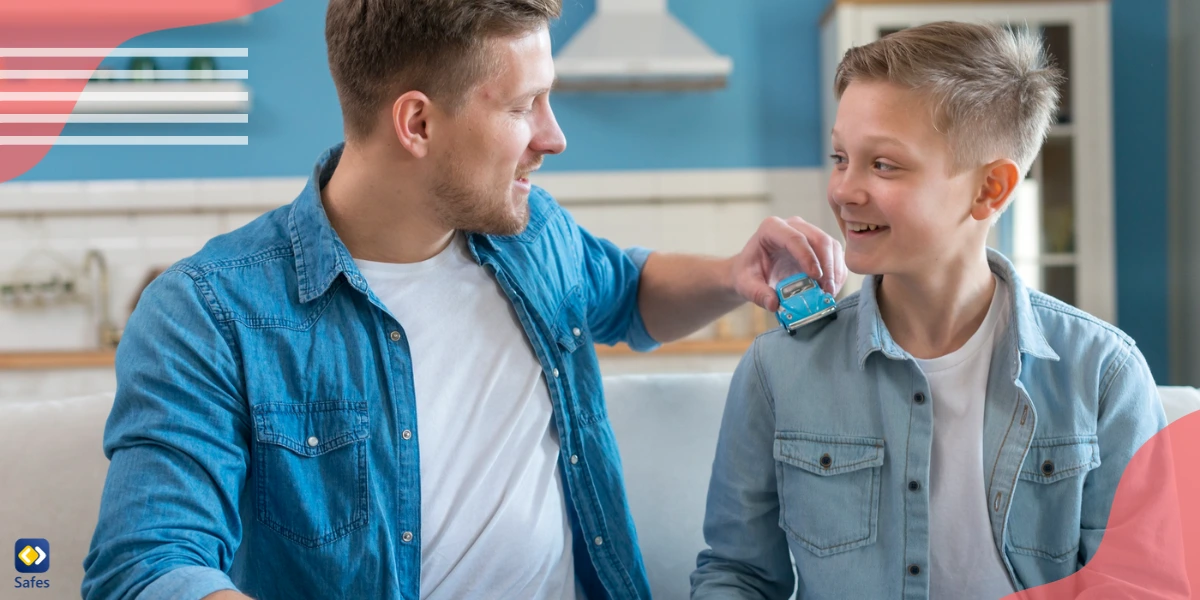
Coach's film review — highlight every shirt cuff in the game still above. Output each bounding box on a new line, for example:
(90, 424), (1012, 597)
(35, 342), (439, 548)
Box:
(139, 566), (238, 600)
(622, 246), (662, 353)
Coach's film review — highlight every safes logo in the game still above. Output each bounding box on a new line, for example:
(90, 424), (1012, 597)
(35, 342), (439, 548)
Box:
(13, 540), (48, 574)
(13, 539), (50, 591)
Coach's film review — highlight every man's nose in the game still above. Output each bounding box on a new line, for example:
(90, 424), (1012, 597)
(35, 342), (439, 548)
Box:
(532, 102), (567, 156)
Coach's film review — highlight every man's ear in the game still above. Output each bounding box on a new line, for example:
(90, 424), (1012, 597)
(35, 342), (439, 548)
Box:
(971, 159), (1021, 222)
(392, 91), (434, 158)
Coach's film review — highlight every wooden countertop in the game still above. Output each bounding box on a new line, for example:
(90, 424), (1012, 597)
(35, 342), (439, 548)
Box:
(0, 350), (118, 370)
(0, 338), (756, 370)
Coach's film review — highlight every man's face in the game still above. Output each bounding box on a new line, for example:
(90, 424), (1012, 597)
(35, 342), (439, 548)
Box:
(827, 80), (984, 277)
(430, 26), (566, 236)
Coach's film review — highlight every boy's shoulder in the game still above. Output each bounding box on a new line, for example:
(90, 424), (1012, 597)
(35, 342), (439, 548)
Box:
(1024, 288), (1135, 350)
(749, 290), (867, 372)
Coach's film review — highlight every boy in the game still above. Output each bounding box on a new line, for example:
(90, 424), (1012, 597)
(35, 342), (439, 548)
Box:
(691, 21), (1181, 599)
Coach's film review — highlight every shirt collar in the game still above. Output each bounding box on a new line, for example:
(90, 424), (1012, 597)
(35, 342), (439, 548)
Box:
(288, 142), (367, 303)
(853, 247), (1059, 368)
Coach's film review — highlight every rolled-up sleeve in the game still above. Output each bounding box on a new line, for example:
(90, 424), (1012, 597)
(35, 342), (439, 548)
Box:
(567, 209), (660, 352)
(82, 269), (248, 600)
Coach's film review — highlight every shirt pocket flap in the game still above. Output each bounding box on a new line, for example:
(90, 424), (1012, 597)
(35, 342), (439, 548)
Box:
(553, 286), (588, 353)
(253, 401), (370, 457)
(774, 433), (885, 476)
(1019, 436), (1101, 484)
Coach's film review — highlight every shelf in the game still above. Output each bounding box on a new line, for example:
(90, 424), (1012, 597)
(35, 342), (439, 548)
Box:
(595, 338), (755, 357)
(0, 1), (254, 26)
(74, 81), (249, 114)
(1039, 253), (1078, 267)
(1048, 124), (1074, 138)
(0, 350), (115, 370)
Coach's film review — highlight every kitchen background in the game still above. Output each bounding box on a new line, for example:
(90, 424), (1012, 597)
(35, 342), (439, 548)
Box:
(0, 0), (1196, 402)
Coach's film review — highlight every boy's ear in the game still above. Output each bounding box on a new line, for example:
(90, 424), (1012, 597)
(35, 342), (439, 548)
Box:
(971, 159), (1021, 221)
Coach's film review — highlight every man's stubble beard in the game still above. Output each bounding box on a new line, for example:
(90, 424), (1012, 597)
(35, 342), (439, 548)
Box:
(432, 153), (532, 237)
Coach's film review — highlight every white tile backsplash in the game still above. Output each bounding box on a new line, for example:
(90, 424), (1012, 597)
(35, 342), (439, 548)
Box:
(0, 181), (275, 352)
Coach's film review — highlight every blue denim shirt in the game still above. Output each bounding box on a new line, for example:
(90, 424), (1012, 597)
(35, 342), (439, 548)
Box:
(692, 250), (1167, 600)
(82, 143), (661, 600)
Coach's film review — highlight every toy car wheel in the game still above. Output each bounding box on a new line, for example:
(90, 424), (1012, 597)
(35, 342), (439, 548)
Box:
(788, 328), (796, 337)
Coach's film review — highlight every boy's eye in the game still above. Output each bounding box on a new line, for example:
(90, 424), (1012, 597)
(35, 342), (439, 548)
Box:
(873, 160), (897, 172)
(830, 153), (847, 165)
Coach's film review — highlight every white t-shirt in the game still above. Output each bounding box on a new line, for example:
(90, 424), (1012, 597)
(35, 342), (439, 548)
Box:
(354, 233), (578, 600)
(914, 276), (1018, 600)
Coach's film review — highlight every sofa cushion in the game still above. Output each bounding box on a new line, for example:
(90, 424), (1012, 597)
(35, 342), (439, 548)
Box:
(0, 392), (114, 600)
(603, 372), (734, 600)
(1160, 386), (1200, 425)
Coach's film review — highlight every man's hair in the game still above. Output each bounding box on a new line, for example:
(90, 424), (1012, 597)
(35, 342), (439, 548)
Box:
(326, 0), (562, 140)
(834, 21), (1065, 175)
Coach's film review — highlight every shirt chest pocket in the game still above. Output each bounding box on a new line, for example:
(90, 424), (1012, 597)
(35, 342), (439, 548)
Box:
(551, 286), (606, 425)
(1008, 437), (1101, 562)
(773, 433), (885, 557)
(252, 401), (371, 548)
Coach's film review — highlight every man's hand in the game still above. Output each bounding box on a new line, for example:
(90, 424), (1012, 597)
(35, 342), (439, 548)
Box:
(730, 216), (847, 311)
(634, 215), (846, 344)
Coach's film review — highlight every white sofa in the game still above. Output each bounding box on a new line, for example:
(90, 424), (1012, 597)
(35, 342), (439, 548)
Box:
(2, 375), (1198, 600)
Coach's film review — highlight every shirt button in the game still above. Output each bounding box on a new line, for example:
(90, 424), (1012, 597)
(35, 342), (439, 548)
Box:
(390, 331), (402, 342)
(572, 327), (581, 337)
(908, 564), (921, 576)
(552, 368), (560, 378)
(307, 436), (319, 447)
(913, 392), (925, 404)
(1041, 460), (1055, 476)
(570, 455), (579, 465)
(908, 480), (920, 491)
(593, 536), (604, 546)
(402, 430), (412, 441)
(402, 531), (414, 543)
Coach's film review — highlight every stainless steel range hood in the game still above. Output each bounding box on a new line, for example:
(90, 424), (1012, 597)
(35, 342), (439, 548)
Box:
(553, 0), (733, 92)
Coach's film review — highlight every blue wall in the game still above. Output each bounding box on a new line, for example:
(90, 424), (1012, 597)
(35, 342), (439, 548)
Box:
(1111, 0), (1170, 382)
(13, 0), (1171, 381)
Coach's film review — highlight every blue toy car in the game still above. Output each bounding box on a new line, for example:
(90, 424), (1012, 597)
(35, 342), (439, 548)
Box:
(775, 273), (837, 334)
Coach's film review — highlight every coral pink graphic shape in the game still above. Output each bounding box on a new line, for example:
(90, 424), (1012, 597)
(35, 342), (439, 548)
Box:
(0, 0), (283, 182)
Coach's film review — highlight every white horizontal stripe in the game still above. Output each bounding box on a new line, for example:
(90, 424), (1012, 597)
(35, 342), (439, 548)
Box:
(0, 113), (249, 123)
(0, 70), (248, 79)
(0, 48), (248, 57)
(0, 136), (248, 145)
(0, 92), (248, 102)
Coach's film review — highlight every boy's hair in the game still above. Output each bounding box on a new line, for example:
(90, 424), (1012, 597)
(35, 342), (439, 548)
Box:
(834, 21), (1065, 175)
(326, 0), (562, 141)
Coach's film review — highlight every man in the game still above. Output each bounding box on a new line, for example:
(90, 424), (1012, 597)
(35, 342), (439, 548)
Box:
(81, 1), (847, 598)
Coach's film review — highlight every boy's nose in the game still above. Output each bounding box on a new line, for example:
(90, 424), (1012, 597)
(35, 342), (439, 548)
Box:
(830, 173), (868, 206)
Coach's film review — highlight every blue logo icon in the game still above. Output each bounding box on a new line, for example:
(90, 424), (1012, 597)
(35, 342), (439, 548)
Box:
(14, 539), (49, 574)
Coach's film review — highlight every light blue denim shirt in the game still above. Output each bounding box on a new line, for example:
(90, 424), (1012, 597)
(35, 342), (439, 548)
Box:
(82, 143), (661, 600)
(692, 249), (1168, 599)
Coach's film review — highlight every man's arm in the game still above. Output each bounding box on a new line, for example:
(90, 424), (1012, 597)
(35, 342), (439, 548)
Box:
(637, 216), (846, 343)
(82, 270), (250, 600)
(205, 591), (253, 599)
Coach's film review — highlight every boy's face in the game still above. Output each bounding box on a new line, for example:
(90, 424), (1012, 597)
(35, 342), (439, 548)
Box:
(828, 80), (985, 277)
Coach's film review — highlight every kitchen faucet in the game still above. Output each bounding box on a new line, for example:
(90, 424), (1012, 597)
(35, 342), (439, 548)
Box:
(82, 249), (121, 349)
